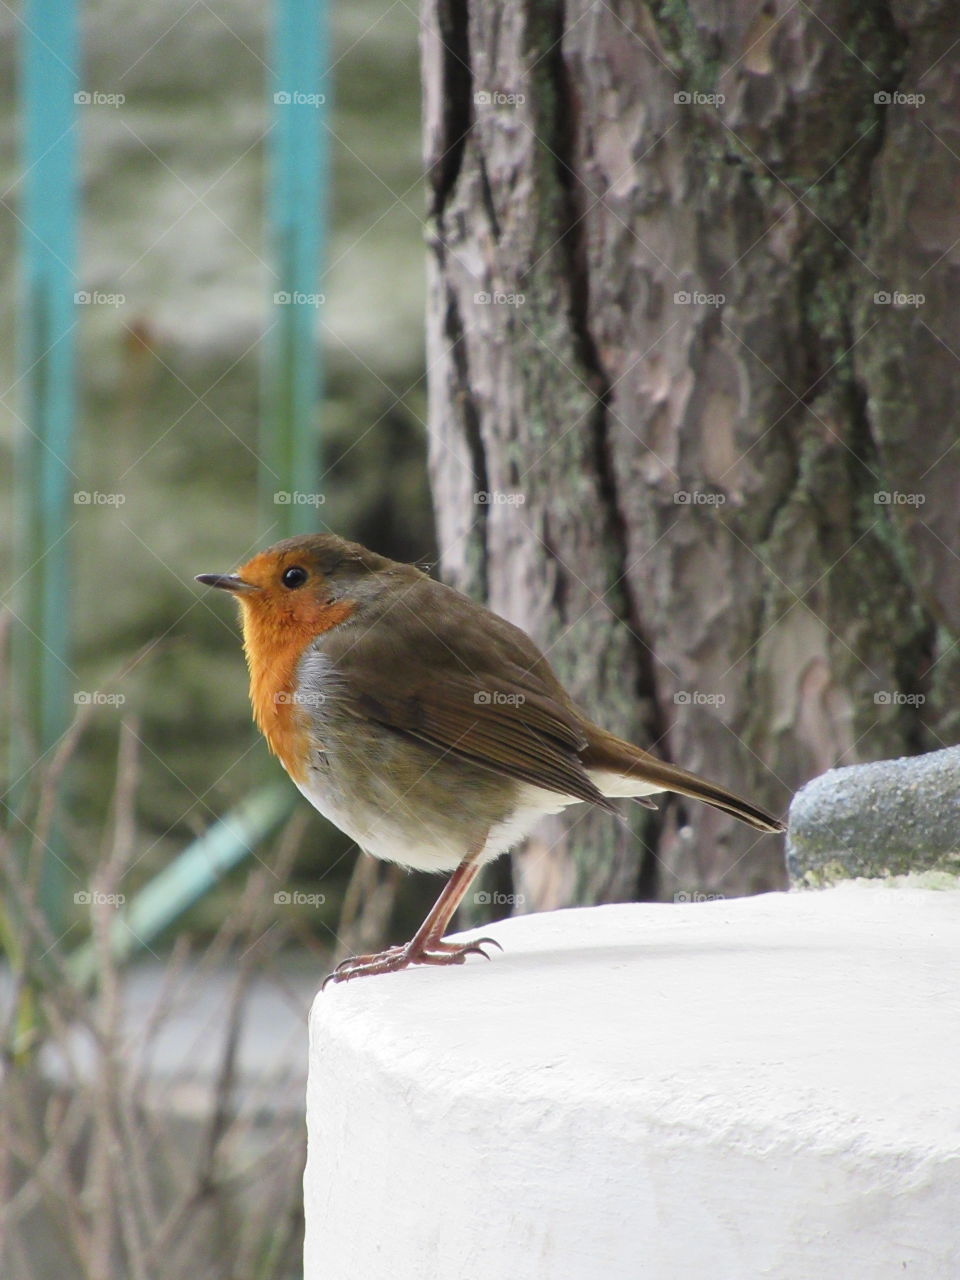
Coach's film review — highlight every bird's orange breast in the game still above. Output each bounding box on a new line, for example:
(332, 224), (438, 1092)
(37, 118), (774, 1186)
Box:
(241, 598), (355, 783)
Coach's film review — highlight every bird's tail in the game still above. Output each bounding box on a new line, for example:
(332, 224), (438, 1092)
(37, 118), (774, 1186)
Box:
(581, 727), (786, 834)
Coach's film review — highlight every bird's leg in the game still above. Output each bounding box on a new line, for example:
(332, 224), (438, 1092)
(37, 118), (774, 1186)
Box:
(324, 847), (502, 986)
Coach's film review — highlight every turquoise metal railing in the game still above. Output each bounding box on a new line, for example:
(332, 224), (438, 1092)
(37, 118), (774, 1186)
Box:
(259, 0), (330, 536)
(13, 0), (80, 930)
(112, 0), (331, 956)
(9, 0), (330, 965)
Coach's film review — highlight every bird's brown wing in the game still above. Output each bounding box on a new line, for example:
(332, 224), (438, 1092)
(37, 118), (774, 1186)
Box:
(318, 567), (781, 833)
(318, 574), (617, 811)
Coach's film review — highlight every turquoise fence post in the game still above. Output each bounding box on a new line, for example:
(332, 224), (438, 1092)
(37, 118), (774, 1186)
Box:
(11, 0), (80, 931)
(260, 0), (330, 537)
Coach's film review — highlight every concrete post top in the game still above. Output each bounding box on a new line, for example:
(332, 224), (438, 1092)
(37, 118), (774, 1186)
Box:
(313, 887), (959, 1155)
(306, 887), (960, 1280)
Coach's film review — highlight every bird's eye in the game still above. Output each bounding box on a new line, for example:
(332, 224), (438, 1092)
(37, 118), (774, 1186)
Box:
(281, 566), (308, 589)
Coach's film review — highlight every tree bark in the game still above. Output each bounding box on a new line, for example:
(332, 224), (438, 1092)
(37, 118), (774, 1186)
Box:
(421, 0), (960, 907)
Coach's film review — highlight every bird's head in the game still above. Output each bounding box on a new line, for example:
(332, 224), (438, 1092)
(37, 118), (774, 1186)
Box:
(196, 533), (399, 654)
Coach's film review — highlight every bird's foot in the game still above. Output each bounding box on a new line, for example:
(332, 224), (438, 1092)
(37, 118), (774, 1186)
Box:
(323, 934), (502, 988)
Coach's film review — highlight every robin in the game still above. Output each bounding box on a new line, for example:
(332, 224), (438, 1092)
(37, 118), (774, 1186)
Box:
(197, 533), (786, 984)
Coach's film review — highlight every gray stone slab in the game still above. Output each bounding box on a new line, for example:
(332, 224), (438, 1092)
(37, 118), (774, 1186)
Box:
(787, 745), (960, 885)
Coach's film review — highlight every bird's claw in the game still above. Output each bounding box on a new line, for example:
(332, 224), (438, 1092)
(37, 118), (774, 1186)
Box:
(323, 933), (503, 988)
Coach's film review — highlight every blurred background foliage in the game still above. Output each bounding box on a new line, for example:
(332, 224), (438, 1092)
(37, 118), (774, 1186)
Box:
(1, 0), (437, 949)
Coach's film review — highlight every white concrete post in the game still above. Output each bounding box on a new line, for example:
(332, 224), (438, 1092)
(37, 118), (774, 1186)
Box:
(304, 890), (960, 1279)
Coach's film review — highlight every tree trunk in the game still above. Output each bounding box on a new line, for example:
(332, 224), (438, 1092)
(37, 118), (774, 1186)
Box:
(421, 0), (960, 908)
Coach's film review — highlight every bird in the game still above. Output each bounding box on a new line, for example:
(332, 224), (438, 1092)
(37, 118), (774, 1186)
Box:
(197, 533), (786, 984)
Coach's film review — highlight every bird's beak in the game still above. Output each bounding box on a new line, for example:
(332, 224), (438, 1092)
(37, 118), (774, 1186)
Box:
(195, 573), (259, 594)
